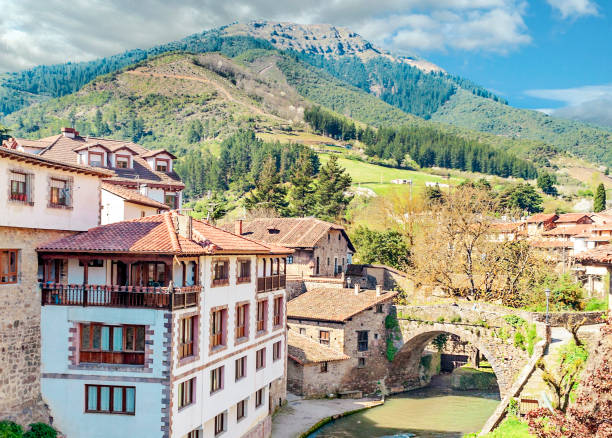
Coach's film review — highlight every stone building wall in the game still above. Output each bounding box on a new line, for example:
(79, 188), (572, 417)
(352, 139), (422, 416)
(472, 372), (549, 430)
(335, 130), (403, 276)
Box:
(312, 230), (351, 277)
(287, 320), (345, 353)
(0, 226), (74, 426)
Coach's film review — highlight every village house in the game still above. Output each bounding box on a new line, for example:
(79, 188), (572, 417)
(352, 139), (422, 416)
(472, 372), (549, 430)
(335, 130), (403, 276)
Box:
(573, 245), (612, 309)
(36, 211), (291, 438)
(3, 127), (185, 220)
(0, 146), (111, 425)
(224, 218), (354, 278)
(552, 213), (593, 228)
(525, 213), (558, 236)
(286, 285), (397, 397)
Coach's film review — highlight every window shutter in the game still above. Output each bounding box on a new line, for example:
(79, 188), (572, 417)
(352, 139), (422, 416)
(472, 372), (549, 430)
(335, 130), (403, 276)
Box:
(26, 173), (33, 203)
(67, 179), (73, 206)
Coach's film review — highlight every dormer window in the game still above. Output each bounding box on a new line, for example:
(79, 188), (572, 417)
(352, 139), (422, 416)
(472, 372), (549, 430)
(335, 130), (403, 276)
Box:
(155, 159), (169, 172)
(115, 155), (130, 169)
(89, 152), (104, 167)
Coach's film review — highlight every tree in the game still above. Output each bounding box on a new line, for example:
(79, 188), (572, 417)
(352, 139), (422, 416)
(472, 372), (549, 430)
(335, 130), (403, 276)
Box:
(499, 183), (543, 214)
(0, 124), (9, 141)
(537, 173), (558, 196)
(289, 151), (316, 217)
(422, 185), (444, 206)
(186, 120), (203, 143)
(243, 156), (288, 216)
(351, 226), (410, 270)
(93, 109), (110, 136)
(313, 155), (352, 221)
(594, 183), (606, 212)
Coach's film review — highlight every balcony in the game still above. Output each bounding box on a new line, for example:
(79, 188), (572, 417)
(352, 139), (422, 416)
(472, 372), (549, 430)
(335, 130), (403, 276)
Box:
(256, 275), (286, 293)
(41, 284), (200, 310)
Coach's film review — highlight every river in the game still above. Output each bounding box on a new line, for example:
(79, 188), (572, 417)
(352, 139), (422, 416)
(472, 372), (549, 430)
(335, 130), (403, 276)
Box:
(308, 383), (500, 438)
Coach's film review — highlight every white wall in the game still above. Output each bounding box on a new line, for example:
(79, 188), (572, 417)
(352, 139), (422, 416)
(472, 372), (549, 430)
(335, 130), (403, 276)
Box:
(124, 202), (158, 221)
(0, 157), (101, 231)
(101, 190), (126, 225)
(149, 188), (165, 204)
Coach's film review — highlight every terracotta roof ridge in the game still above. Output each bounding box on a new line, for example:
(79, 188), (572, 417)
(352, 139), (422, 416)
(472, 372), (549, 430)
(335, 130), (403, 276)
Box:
(197, 219), (276, 252)
(164, 212), (181, 252)
(39, 134), (64, 155)
(279, 218), (308, 246)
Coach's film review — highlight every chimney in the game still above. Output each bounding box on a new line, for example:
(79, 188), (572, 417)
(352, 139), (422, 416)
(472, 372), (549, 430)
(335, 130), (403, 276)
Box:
(235, 219), (243, 235)
(176, 214), (193, 240)
(139, 184), (148, 197)
(376, 284), (383, 297)
(61, 127), (76, 138)
(354, 283), (360, 295)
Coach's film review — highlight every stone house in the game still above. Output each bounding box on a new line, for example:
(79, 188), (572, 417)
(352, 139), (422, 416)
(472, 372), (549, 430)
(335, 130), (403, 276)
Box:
(573, 245), (612, 308)
(286, 286), (397, 397)
(37, 211), (291, 438)
(525, 213), (558, 236)
(0, 146), (111, 426)
(223, 218), (355, 278)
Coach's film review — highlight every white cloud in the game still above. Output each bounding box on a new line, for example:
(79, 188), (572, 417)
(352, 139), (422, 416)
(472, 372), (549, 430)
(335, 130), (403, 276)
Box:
(0, 0), (533, 72)
(547, 0), (598, 19)
(526, 84), (612, 128)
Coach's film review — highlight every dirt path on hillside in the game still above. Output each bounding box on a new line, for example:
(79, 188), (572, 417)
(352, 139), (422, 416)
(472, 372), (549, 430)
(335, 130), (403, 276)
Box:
(125, 70), (276, 119)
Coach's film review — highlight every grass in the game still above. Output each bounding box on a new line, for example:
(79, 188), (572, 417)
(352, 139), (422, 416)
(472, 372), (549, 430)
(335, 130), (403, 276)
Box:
(464, 416), (534, 438)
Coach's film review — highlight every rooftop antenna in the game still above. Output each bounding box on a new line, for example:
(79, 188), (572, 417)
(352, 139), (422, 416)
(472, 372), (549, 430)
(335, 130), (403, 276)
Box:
(205, 190), (219, 222)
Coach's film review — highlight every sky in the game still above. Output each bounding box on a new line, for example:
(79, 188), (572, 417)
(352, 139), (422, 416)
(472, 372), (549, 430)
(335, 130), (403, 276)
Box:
(0, 0), (610, 123)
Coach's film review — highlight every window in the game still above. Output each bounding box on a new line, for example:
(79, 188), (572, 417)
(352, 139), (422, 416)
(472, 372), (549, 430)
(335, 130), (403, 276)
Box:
(0, 250), (19, 284)
(235, 356), (247, 381)
(186, 430), (200, 438)
(256, 300), (267, 333)
(115, 155), (130, 168)
(358, 357), (366, 368)
(376, 304), (384, 313)
(328, 234), (330, 242)
(255, 388), (265, 408)
(299, 328), (306, 335)
(88, 152), (104, 167)
(319, 330), (330, 346)
(9, 172), (31, 203)
(164, 192), (177, 209)
(85, 384), (135, 415)
(210, 309), (226, 349)
(214, 412), (226, 436)
(237, 259), (251, 283)
(79, 323), (145, 365)
(273, 341), (282, 361)
(179, 316), (196, 360)
(320, 362), (328, 373)
(357, 331), (369, 352)
(212, 260), (229, 286)
(287, 255), (293, 264)
(210, 366), (224, 394)
(156, 158), (169, 172)
(316, 257), (320, 275)
(273, 296), (283, 327)
(178, 378), (195, 409)
(49, 178), (71, 207)
(338, 234), (341, 241)
(235, 303), (249, 340)
(237, 399), (247, 421)
(327, 257), (330, 266)
(256, 348), (266, 370)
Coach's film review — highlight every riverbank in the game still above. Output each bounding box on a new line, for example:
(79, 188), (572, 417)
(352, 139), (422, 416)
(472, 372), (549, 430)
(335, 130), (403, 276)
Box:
(271, 393), (383, 438)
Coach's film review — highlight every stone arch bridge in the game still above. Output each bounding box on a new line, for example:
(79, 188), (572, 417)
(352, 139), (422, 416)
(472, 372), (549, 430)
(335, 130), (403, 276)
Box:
(385, 303), (549, 398)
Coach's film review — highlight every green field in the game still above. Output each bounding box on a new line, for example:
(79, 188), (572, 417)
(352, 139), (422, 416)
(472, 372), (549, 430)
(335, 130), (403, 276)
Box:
(318, 152), (458, 196)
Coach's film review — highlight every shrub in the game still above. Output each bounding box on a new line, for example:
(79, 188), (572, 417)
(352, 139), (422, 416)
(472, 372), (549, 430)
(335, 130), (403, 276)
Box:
(507, 398), (520, 416)
(514, 331), (526, 350)
(23, 424), (56, 438)
(0, 421), (23, 438)
(584, 298), (607, 311)
(450, 315), (462, 323)
(504, 315), (526, 328)
(432, 333), (448, 352)
(526, 324), (540, 356)
(436, 316), (445, 323)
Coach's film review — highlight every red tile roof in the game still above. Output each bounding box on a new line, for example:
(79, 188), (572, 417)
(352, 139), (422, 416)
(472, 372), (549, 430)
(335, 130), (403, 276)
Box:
(554, 213), (592, 223)
(141, 149), (177, 159)
(287, 330), (349, 365)
(287, 287), (397, 323)
(526, 213), (558, 224)
(542, 225), (593, 236)
(575, 244), (612, 264)
(101, 182), (169, 210)
(221, 217), (355, 251)
(491, 222), (523, 232)
(0, 146), (113, 177)
(530, 240), (573, 249)
(29, 132), (184, 189)
(37, 212), (292, 256)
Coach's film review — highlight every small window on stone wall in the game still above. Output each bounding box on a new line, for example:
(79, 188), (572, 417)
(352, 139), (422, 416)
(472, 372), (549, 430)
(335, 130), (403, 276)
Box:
(320, 361), (328, 373)
(358, 357), (366, 368)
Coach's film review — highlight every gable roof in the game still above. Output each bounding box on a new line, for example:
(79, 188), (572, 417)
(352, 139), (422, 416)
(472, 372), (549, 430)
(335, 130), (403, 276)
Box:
(222, 217), (355, 251)
(526, 213), (558, 224)
(287, 330), (349, 365)
(101, 182), (170, 210)
(575, 244), (612, 264)
(28, 132), (184, 189)
(37, 211), (292, 256)
(542, 225), (593, 236)
(141, 149), (177, 159)
(0, 146), (113, 178)
(554, 213), (592, 224)
(287, 287), (397, 323)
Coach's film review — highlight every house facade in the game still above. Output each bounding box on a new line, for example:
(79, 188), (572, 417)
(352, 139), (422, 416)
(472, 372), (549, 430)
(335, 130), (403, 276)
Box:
(3, 127), (184, 220)
(224, 218), (355, 279)
(0, 147), (111, 425)
(574, 245), (612, 309)
(37, 212), (290, 438)
(286, 285), (397, 397)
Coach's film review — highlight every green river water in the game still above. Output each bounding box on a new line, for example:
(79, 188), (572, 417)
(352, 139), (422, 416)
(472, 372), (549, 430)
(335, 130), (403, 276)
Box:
(308, 386), (500, 438)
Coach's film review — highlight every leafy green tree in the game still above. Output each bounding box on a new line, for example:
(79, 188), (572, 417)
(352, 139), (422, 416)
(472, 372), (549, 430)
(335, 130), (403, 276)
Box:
(0, 421), (23, 438)
(499, 183), (543, 214)
(313, 155), (352, 221)
(23, 423), (57, 438)
(0, 124), (9, 141)
(351, 226), (410, 270)
(244, 156), (288, 215)
(289, 151), (316, 216)
(186, 120), (203, 143)
(93, 109), (110, 136)
(605, 167), (610, 176)
(594, 183), (606, 212)
(537, 173), (558, 196)
(422, 185), (444, 205)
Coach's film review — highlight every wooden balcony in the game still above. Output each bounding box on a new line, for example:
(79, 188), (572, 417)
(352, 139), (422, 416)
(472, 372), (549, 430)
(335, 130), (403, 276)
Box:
(256, 275), (286, 293)
(41, 284), (201, 310)
(80, 351), (144, 365)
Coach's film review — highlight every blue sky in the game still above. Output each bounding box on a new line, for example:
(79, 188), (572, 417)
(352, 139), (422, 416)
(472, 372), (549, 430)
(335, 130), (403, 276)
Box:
(422, 0), (610, 110)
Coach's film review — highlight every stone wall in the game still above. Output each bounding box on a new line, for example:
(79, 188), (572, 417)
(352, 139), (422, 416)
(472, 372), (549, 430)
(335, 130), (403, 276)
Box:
(240, 414), (272, 438)
(312, 229), (351, 277)
(0, 226), (74, 426)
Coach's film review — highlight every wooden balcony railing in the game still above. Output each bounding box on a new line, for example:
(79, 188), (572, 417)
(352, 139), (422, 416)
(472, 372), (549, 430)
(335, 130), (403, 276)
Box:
(41, 284), (201, 310)
(80, 351), (145, 365)
(236, 325), (246, 339)
(273, 314), (282, 327)
(256, 275), (286, 293)
(256, 320), (265, 332)
(210, 332), (223, 348)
